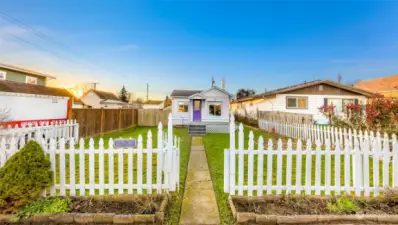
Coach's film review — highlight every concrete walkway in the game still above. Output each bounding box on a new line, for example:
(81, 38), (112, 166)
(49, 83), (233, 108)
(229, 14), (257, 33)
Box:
(179, 137), (220, 225)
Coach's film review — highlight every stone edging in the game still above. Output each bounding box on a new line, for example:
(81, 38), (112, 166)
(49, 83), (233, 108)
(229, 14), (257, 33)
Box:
(0, 194), (169, 224)
(229, 195), (398, 224)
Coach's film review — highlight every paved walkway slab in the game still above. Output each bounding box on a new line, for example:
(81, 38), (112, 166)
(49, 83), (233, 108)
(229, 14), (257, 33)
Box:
(179, 137), (220, 225)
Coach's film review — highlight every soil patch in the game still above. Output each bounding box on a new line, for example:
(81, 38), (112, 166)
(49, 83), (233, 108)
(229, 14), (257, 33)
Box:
(69, 195), (164, 214)
(234, 195), (398, 215)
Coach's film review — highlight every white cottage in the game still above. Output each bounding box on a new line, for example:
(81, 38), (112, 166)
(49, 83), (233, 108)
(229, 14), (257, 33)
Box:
(170, 85), (232, 134)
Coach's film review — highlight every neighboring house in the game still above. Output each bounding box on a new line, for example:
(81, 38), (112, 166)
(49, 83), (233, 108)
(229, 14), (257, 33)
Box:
(231, 80), (376, 124)
(0, 80), (72, 126)
(354, 75), (398, 98)
(142, 100), (164, 109)
(80, 89), (128, 109)
(0, 63), (55, 86)
(170, 85), (232, 134)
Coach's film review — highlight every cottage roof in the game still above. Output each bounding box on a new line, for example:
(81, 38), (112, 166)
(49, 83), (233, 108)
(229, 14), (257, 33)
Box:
(84, 89), (119, 100)
(0, 80), (72, 98)
(170, 90), (203, 97)
(234, 80), (376, 103)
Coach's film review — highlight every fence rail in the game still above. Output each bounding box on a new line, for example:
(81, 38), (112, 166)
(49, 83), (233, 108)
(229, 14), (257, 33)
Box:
(259, 119), (395, 147)
(0, 120), (78, 145)
(258, 111), (313, 124)
(225, 115), (398, 197)
(0, 114), (180, 196)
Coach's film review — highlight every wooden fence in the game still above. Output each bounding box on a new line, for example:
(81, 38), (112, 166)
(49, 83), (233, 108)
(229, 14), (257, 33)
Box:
(71, 109), (137, 138)
(258, 111), (313, 124)
(0, 115), (180, 196)
(224, 115), (398, 197)
(137, 108), (171, 127)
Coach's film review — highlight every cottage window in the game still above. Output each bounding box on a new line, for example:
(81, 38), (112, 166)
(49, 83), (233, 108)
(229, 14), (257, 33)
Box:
(209, 102), (222, 116)
(0, 71), (6, 80)
(328, 98), (355, 113)
(286, 96), (308, 109)
(26, 76), (38, 85)
(178, 102), (188, 112)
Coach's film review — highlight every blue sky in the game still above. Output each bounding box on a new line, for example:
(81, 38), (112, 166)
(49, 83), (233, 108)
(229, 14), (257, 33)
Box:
(0, 0), (397, 99)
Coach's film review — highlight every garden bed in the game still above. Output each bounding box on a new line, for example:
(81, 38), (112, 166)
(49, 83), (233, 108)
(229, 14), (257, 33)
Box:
(229, 194), (398, 224)
(0, 194), (169, 224)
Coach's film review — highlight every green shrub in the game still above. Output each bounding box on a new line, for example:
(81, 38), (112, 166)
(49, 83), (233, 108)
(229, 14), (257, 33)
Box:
(18, 197), (70, 218)
(327, 198), (360, 214)
(0, 141), (53, 213)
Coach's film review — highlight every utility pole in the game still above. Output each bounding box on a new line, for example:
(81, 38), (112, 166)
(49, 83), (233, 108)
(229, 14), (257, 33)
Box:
(146, 83), (149, 101)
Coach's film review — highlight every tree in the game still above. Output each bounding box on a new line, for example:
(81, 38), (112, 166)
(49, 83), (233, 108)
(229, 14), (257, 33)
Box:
(0, 108), (11, 129)
(119, 86), (129, 103)
(164, 96), (172, 108)
(236, 89), (256, 99)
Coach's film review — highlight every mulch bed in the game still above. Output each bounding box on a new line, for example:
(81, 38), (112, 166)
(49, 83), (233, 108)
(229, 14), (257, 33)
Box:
(233, 196), (398, 215)
(230, 194), (398, 224)
(70, 195), (164, 215)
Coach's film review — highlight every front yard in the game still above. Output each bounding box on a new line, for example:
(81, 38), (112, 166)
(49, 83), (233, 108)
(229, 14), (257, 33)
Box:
(81, 126), (191, 224)
(203, 125), (395, 224)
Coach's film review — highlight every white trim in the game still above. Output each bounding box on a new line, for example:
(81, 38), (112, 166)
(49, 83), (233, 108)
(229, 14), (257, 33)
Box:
(0, 71), (6, 80)
(0, 91), (69, 100)
(25, 76), (38, 85)
(177, 101), (189, 113)
(207, 101), (223, 117)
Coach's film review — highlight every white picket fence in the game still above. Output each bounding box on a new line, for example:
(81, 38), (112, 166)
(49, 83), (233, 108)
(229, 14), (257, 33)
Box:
(259, 119), (395, 147)
(225, 115), (398, 197)
(0, 115), (180, 196)
(0, 120), (79, 145)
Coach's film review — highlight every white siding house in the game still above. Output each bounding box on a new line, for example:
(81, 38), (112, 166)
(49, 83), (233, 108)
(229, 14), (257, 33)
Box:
(231, 80), (375, 124)
(80, 89), (128, 109)
(171, 86), (232, 133)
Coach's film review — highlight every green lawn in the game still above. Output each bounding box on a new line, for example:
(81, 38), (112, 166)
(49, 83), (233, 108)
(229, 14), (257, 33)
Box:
(53, 126), (190, 225)
(203, 126), (275, 224)
(203, 125), (393, 224)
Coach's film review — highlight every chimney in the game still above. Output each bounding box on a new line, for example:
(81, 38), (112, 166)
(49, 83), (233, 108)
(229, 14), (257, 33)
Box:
(221, 78), (226, 89)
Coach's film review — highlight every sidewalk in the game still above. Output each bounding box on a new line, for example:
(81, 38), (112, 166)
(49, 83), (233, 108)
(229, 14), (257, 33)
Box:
(179, 136), (220, 225)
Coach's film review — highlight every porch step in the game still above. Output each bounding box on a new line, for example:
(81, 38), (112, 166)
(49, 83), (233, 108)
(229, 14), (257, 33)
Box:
(188, 125), (206, 136)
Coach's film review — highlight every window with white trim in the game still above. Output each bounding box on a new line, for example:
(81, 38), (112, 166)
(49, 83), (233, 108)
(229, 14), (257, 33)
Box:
(178, 102), (188, 112)
(286, 96), (308, 109)
(209, 102), (222, 116)
(26, 76), (38, 85)
(0, 71), (6, 80)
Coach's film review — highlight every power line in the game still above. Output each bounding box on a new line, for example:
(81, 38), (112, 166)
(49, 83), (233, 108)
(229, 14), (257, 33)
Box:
(0, 30), (75, 63)
(0, 11), (123, 77)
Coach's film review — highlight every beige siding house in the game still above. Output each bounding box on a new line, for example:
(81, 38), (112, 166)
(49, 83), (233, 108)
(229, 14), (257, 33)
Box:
(231, 80), (376, 124)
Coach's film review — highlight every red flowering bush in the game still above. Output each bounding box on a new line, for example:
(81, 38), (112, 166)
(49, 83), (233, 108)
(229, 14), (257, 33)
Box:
(365, 97), (398, 133)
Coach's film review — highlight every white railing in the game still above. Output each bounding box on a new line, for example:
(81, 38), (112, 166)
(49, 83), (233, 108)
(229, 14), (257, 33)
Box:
(0, 120), (79, 145)
(259, 119), (395, 147)
(225, 115), (398, 197)
(0, 114), (180, 196)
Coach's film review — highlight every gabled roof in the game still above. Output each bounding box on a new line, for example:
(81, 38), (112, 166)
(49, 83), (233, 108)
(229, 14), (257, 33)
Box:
(0, 80), (72, 98)
(83, 89), (119, 100)
(234, 80), (376, 103)
(171, 86), (232, 98)
(0, 63), (56, 79)
(354, 75), (398, 93)
(170, 90), (203, 97)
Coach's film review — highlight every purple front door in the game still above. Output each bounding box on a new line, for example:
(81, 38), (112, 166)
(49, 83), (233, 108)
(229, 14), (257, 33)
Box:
(193, 100), (201, 121)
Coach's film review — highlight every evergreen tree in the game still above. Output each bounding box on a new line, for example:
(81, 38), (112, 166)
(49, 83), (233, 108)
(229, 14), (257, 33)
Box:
(119, 86), (129, 103)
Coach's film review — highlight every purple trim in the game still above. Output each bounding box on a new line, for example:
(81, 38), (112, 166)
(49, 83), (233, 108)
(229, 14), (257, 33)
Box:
(193, 100), (201, 121)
